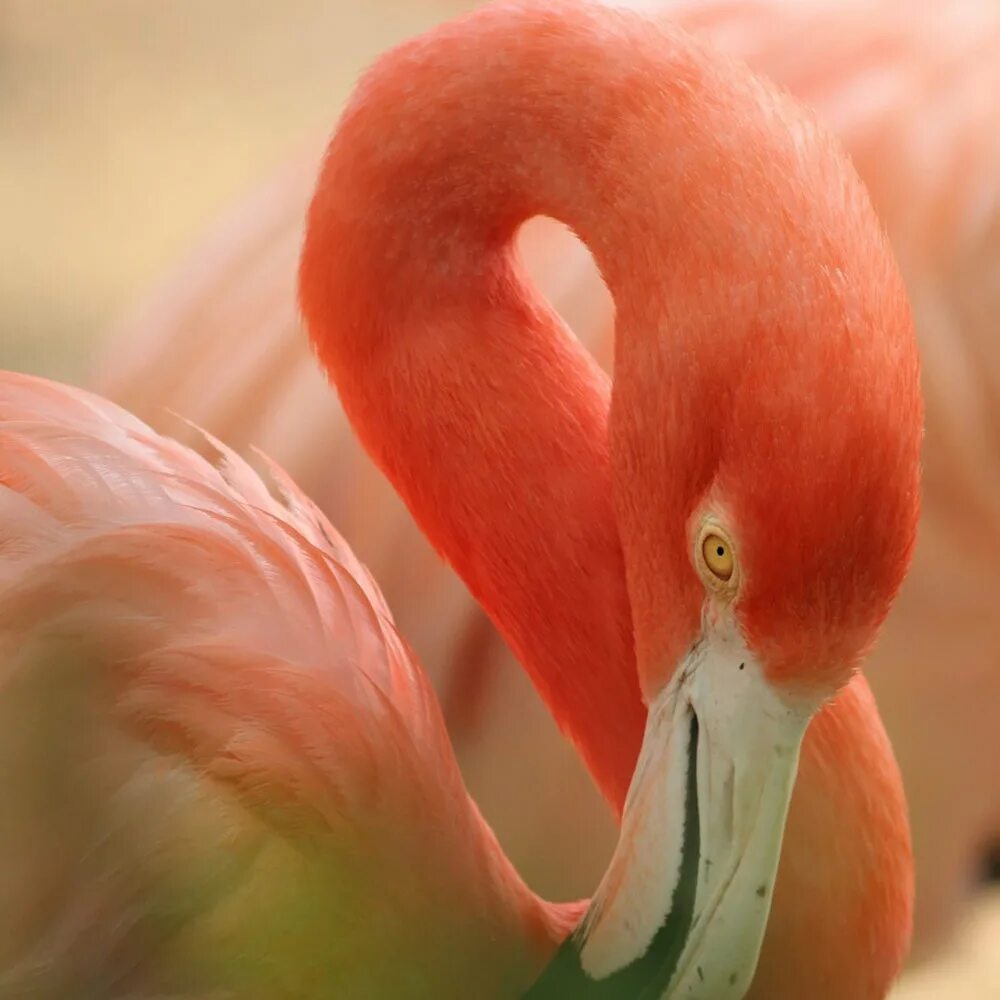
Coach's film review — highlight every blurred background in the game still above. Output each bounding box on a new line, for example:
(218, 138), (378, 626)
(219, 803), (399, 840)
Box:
(0, 0), (456, 376)
(1, 2), (997, 997)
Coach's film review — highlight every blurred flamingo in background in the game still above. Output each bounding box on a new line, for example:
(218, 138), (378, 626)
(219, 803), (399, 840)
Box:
(0, 3), (925, 997)
(94, 0), (999, 958)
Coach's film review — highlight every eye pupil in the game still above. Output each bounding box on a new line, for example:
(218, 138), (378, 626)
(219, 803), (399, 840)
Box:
(716, 546), (725, 557)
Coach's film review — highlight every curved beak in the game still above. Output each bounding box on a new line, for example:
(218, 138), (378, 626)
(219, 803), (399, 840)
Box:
(526, 621), (811, 999)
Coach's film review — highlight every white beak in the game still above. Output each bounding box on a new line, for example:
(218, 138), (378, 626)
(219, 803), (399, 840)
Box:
(527, 618), (812, 999)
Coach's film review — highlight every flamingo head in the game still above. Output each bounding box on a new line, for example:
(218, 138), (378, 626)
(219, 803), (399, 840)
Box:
(540, 47), (922, 1000)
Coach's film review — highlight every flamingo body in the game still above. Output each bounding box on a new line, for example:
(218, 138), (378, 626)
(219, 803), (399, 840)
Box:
(93, 0), (1000, 955)
(2, 3), (924, 997)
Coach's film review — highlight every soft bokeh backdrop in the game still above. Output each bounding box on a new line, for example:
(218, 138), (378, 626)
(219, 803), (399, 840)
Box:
(0, 0), (464, 375)
(1, 3), (996, 997)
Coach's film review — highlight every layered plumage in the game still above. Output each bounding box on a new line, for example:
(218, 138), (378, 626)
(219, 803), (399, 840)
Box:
(0, 371), (576, 996)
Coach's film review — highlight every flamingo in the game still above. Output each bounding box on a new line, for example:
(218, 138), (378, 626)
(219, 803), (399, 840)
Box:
(2, 2), (921, 996)
(92, 0), (1000, 952)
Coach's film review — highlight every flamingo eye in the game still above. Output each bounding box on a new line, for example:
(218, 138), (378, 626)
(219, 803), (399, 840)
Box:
(701, 532), (734, 582)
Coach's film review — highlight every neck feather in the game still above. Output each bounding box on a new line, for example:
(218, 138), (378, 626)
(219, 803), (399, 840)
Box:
(301, 0), (688, 808)
(298, 0), (878, 804)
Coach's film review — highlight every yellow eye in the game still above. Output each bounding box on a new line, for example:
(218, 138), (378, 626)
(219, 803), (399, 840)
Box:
(702, 533), (734, 581)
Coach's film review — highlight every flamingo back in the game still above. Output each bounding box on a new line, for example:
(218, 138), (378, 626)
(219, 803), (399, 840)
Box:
(0, 372), (568, 997)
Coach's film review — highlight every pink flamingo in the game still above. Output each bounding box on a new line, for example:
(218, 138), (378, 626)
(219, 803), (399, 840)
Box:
(5, 3), (920, 996)
(95, 0), (1000, 951)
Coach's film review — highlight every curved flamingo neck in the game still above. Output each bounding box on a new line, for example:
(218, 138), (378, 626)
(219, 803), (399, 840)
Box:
(299, 2), (918, 989)
(299, 0), (804, 806)
(300, 0), (765, 806)
(301, 1), (684, 809)
(298, 0), (904, 803)
(305, 240), (642, 809)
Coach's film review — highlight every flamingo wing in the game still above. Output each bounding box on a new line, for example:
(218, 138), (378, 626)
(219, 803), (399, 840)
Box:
(0, 371), (566, 998)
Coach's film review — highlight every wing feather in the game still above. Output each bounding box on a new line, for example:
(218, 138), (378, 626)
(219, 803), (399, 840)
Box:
(0, 372), (560, 998)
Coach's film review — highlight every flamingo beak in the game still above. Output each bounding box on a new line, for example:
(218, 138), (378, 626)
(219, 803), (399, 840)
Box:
(563, 619), (812, 998)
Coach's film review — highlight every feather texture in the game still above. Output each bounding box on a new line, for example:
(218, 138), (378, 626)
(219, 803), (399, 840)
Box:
(0, 371), (573, 998)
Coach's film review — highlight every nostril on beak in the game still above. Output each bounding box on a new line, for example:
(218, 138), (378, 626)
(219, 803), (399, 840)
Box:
(977, 843), (1000, 885)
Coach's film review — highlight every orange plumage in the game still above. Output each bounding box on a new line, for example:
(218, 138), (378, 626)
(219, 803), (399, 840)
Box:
(300, 5), (919, 994)
(4, 2), (928, 996)
(94, 1), (1000, 956)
